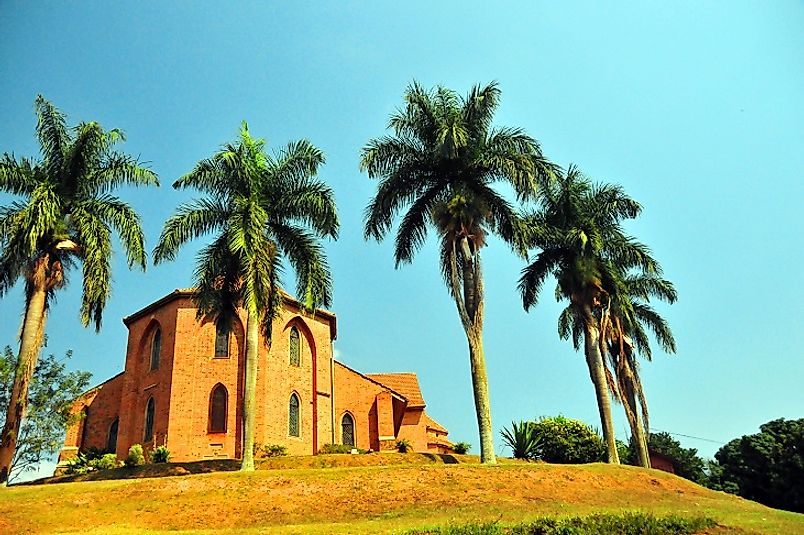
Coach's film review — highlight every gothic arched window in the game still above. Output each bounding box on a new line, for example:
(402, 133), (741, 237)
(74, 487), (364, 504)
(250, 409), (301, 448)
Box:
(214, 324), (230, 359)
(144, 397), (155, 442)
(288, 393), (300, 437)
(289, 326), (300, 366)
(150, 328), (161, 370)
(107, 418), (119, 453)
(209, 384), (228, 433)
(341, 413), (355, 447)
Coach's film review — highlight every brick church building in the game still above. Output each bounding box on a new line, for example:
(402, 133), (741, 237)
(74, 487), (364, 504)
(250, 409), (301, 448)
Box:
(59, 289), (452, 464)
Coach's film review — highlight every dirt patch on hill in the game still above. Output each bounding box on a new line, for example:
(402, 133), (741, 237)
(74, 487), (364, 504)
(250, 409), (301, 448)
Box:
(5, 461), (789, 534)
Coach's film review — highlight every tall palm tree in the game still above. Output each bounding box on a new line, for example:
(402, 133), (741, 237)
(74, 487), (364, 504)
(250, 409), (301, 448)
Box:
(361, 82), (556, 463)
(153, 122), (338, 471)
(0, 96), (157, 484)
(601, 272), (676, 468)
(519, 166), (658, 463)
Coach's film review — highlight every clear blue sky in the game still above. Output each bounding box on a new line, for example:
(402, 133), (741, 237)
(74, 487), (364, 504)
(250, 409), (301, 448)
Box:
(1, 1), (802, 472)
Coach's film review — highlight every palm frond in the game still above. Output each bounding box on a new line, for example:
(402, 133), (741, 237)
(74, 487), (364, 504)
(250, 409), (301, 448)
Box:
(153, 199), (229, 263)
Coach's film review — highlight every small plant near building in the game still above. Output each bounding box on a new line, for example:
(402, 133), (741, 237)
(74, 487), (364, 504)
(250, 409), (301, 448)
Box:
(319, 443), (367, 454)
(253, 443), (288, 459)
(452, 442), (471, 455)
(396, 439), (411, 453)
(151, 445), (171, 463)
(125, 444), (146, 467)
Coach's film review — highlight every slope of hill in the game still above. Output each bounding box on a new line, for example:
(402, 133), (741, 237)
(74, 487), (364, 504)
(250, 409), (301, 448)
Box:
(3, 455), (801, 534)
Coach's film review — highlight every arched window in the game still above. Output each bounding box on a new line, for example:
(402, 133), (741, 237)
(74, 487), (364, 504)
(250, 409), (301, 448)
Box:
(341, 413), (355, 447)
(214, 324), (230, 359)
(289, 326), (300, 366)
(288, 393), (300, 437)
(209, 384), (228, 433)
(144, 397), (155, 442)
(107, 418), (119, 453)
(150, 328), (161, 370)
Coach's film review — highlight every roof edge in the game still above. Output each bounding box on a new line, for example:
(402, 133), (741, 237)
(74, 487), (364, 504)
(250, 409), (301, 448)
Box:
(334, 360), (407, 403)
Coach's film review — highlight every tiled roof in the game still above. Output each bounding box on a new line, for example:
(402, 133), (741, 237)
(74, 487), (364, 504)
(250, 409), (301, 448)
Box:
(422, 412), (448, 434)
(366, 372), (426, 408)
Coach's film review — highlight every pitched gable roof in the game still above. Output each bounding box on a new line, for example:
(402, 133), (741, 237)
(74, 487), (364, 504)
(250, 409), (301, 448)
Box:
(422, 412), (448, 434)
(366, 372), (426, 408)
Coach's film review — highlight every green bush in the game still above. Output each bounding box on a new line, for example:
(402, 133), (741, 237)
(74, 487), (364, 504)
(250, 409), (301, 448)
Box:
(396, 438), (411, 453)
(89, 453), (120, 470)
(530, 416), (606, 464)
(253, 443), (288, 459)
(405, 512), (716, 534)
(151, 445), (171, 463)
(452, 442), (470, 455)
(64, 452), (90, 475)
(319, 443), (367, 454)
(125, 444), (146, 467)
(501, 421), (541, 460)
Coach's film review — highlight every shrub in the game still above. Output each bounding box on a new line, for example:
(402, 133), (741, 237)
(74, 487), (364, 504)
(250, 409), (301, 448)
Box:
(530, 416), (606, 464)
(152, 445), (171, 463)
(501, 421), (541, 460)
(125, 444), (146, 467)
(396, 438), (411, 453)
(253, 443), (288, 459)
(89, 453), (120, 470)
(405, 512), (716, 534)
(319, 443), (367, 454)
(64, 452), (90, 475)
(452, 442), (470, 455)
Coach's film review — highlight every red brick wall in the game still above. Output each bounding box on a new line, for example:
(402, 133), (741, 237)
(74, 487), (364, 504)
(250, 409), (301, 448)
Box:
(333, 363), (389, 451)
(117, 300), (180, 458)
(59, 373), (125, 461)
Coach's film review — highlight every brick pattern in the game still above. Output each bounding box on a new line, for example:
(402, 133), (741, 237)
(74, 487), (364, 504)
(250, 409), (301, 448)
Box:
(59, 290), (452, 464)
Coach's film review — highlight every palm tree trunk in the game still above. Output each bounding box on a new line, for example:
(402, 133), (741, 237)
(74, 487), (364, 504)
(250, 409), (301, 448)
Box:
(627, 390), (650, 468)
(447, 243), (496, 464)
(240, 306), (259, 471)
(466, 325), (496, 464)
(583, 317), (620, 464)
(0, 279), (48, 485)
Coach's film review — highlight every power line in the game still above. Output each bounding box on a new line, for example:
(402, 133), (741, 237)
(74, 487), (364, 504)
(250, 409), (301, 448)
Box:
(649, 427), (726, 445)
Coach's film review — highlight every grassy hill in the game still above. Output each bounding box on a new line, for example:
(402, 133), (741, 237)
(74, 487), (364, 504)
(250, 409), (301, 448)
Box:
(3, 454), (802, 534)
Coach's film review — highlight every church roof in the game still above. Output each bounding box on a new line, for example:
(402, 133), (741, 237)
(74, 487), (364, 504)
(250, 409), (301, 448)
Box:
(334, 361), (407, 402)
(122, 288), (337, 339)
(366, 373), (426, 408)
(422, 412), (448, 434)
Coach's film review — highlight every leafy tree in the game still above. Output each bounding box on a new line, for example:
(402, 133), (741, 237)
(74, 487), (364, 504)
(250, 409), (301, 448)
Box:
(601, 273), (677, 468)
(0, 345), (91, 483)
(500, 421), (541, 460)
(154, 122), (338, 471)
(631, 432), (707, 484)
(0, 96), (157, 484)
(712, 418), (803, 513)
(361, 82), (556, 463)
(519, 167), (659, 463)
(530, 416), (606, 464)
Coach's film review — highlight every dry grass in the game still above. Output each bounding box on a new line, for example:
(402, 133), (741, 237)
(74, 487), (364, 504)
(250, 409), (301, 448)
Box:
(3, 454), (802, 534)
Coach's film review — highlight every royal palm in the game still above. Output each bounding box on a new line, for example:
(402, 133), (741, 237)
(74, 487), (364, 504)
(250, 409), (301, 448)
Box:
(154, 123), (337, 471)
(602, 272), (676, 467)
(361, 82), (555, 463)
(0, 97), (157, 484)
(519, 166), (658, 463)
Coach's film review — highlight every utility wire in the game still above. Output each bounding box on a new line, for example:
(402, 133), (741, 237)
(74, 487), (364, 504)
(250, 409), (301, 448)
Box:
(649, 427), (726, 445)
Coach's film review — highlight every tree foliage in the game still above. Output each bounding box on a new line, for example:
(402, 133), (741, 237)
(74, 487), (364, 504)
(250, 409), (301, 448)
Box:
(711, 418), (803, 513)
(631, 432), (707, 484)
(530, 416), (607, 464)
(0, 345), (91, 483)
(361, 81), (556, 464)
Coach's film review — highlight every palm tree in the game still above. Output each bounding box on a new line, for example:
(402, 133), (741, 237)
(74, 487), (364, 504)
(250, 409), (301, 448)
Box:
(518, 166), (658, 463)
(601, 272), (676, 468)
(361, 82), (556, 463)
(153, 122), (338, 471)
(0, 96), (158, 484)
